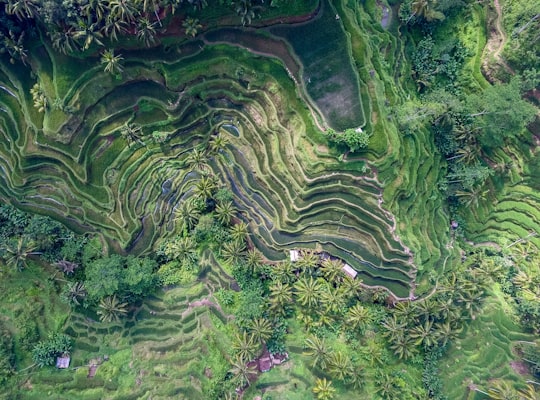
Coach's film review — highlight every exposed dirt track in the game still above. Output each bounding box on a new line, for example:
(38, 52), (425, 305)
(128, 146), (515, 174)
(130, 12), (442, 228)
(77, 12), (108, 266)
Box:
(482, 0), (515, 79)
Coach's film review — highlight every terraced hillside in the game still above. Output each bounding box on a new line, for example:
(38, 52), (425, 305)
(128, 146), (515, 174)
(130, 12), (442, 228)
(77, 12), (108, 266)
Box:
(18, 260), (235, 399)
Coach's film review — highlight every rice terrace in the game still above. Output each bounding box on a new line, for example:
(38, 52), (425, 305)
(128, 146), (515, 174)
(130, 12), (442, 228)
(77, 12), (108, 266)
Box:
(0, 0), (538, 399)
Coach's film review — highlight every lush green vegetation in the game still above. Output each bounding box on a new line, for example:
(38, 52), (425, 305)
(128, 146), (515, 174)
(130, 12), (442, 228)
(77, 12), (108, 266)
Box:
(0, 0), (539, 398)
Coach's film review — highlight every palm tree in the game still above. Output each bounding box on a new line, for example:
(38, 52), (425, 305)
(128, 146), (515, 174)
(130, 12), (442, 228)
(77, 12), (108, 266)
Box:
(136, 17), (157, 47)
(381, 315), (405, 341)
(339, 275), (363, 300)
(433, 321), (462, 347)
(215, 201), (236, 226)
(297, 250), (320, 275)
(63, 282), (87, 306)
(175, 200), (200, 234)
(232, 330), (259, 362)
(50, 30), (79, 54)
(103, 15), (128, 42)
(2, 236), (40, 271)
(245, 249), (264, 275)
(164, 236), (198, 263)
(101, 49), (124, 75)
(229, 355), (257, 388)
(271, 261), (296, 283)
(486, 380), (520, 400)
(109, 0), (138, 24)
(328, 351), (354, 382)
(234, 0), (257, 26)
(346, 304), (371, 333)
(221, 240), (246, 265)
(268, 281), (293, 316)
(81, 0), (108, 22)
(120, 123), (144, 146)
(209, 134), (229, 155)
(389, 331), (418, 359)
(248, 318), (273, 345)
(320, 258), (343, 282)
(375, 373), (399, 400)
(303, 335), (332, 369)
(312, 378), (336, 400)
(183, 17), (202, 37)
(455, 185), (489, 208)
(186, 147), (209, 172)
(194, 175), (217, 201)
(73, 20), (104, 50)
(294, 276), (322, 309)
(230, 222), (248, 243)
(410, 319), (436, 347)
(5, 0), (39, 20)
(97, 295), (128, 322)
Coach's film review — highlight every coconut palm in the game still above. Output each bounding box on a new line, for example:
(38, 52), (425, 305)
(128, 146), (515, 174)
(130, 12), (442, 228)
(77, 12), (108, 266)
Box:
(234, 0), (257, 26)
(209, 134), (229, 155)
(120, 123), (144, 146)
(320, 258), (343, 282)
(164, 236), (198, 263)
(375, 373), (399, 400)
(303, 335), (332, 369)
(328, 351), (354, 382)
(109, 0), (138, 24)
(2, 236), (40, 271)
(183, 17), (202, 37)
(136, 17), (157, 47)
(101, 49), (124, 75)
(63, 282), (87, 306)
(297, 250), (320, 275)
(229, 355), (256, 388)
(410, 319), (436, 347)
(248, 318), (273, 345)
(346, 304), (371, 333)
(175, 199), (200, 234)
(215, 201), (236, 226)
(271, 261), (296, 284)
(389, 331), (418, 359)
(50, 29), (79, 54)
(194, 175), (217, 201)
(186, 147), (209, 172)
(268, 281), (293, 316)
(312, 378), (336, 400)
(81, 0), (108, 22)
(221, 240), (246, 265)
(103, 15), (128, 42)
(232, 330), (258, 362)
(486, 380), (520, 400)
(320, 283), (346, 314)
(294, 276), (322, 309)
(339, 275), (363, 300)
(381, 315), (405, 341)
(97, 295), (128, 322)
(455, 185), (489, 208)
(230, 221), (248, 243)
(244, 248), (264, 275)
(433, 321), (462, 347)
(5, 0), (39, 20)
(73, 20), (104, 50)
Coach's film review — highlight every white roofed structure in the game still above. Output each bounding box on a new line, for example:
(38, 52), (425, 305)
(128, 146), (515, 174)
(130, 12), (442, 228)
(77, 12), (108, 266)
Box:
(342, 264), (357, 279)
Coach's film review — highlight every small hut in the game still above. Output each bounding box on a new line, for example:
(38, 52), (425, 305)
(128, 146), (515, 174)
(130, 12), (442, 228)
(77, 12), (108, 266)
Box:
(56, 354), (70, 369)
(342, 264), (358, 279)
(289, 250), (300, 262)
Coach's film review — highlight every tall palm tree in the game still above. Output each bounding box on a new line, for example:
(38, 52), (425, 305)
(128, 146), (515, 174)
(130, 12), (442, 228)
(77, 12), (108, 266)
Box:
(433, 321), (462, 347)
(183, 17), (202, 37)
(230, 221), (248, 243)
(221, 240), (246, 265)
(294, 276), (322, 309)
(303, 335), (332, 369)
(50, 29), (79, 54)
(328, 351), (354, 382)
(186, 147), (209, 172)
(375, 373), (399, 400)
(175, 199), (200, 234)
(97, 295), (128, 322)
(2, 236), (40, 271)
(320, 283), (346, 314)
(120, 123), (144, 146)
(381, 315), (405, 341)
(194, 175), (217, 201)
(209, 134), (229, 155)
(101, 49), (124, 75)
(5, 0), (39, 20)
(164, 236), (198, 263)
(486, 380), (520, 400)
(245, 249), (264, 275)
(320, 258), (343, 282)
(229, 355), (257, 388)
(232, 330), (259, 362)
(312, 378), (336, 400)
(455, 185), (489, 208)
(234, 0), (257, 26)
(73, 20), (104, 50)
(81, 0), (108, 22)
(215, 201), (236, 226)
(268, 281), (293, 316)
(63, 282), (87, 306)
(389, 333), (419, 360)
(103, 15), (128, 42)
(248, 318), (273, 345)
(346, 304), (371, 333)
(297, 250), (320, 276)
(109, 0), (138, 24)
(271, 261), (296, 284)
(410, 319), (436, 347)
(136, 17), (157, 47)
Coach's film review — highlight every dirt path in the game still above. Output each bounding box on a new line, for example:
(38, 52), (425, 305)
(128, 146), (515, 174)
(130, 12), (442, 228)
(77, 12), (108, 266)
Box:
(482, 0), (515, 78)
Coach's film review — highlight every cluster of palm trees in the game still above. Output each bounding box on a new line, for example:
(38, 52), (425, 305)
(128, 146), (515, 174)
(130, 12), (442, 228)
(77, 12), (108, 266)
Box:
(382, 252), (495, 361)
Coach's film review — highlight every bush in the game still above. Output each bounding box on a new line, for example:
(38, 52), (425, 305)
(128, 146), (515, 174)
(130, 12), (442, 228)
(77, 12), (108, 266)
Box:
(32, 332), (72, 368)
